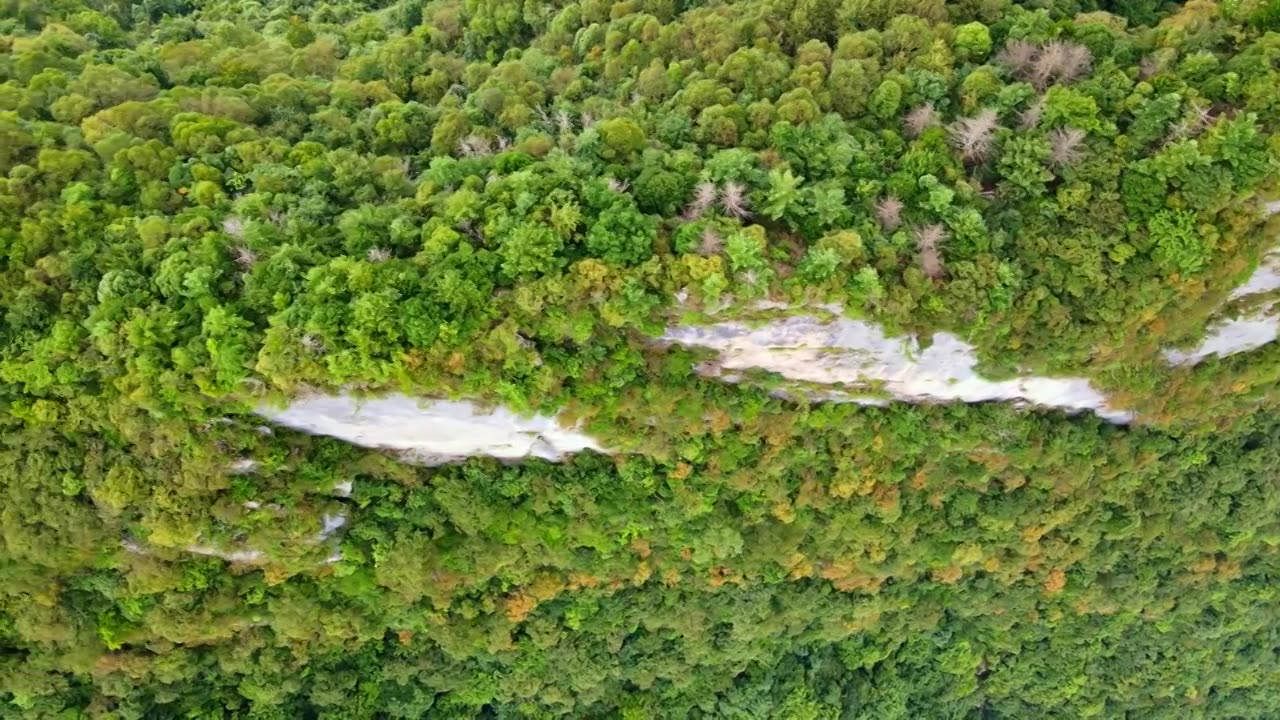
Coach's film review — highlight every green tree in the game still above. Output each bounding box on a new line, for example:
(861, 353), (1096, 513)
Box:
(597, 117), (647, 161)
(953, 22), (992, 63)
(499, 222), (564, 279)
(586, 202), (657, 265)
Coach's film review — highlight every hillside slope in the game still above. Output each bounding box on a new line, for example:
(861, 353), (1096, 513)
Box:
(3, 0), (1280, 716)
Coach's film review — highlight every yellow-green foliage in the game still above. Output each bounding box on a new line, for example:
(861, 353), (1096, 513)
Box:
(2, 0), (1280, 717)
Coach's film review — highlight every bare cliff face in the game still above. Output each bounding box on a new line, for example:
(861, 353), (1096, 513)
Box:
(662, 314), (1133, 422)
(671, 201), (1280, 406)
(1166, 258), (1280, 363)
(1165, 200), (1280, 364)
(251, 200), (1278, 461)
(250, 321), (1134, 469)
(256, 394), (605, 464)
(1164, 312), (1279, 365)
(188, 396), (604, 566)
(219, 203), (1277, 565)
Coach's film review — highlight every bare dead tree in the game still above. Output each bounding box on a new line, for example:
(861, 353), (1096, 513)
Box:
(1193, 105), (1218, 130)
(222, 216), (245, 239)
(997, 40), (1038, 77)
(555, 109), (574, 134)
(1166, 119), (1194, 143)
(719, 181), (751, 219)
(606, 177), (630, 193)
(457, 134), (492, 158)
(914, 224), (948, 280)
(366, 247), (392, 262)
(1019, 96), (1045, 130)
(1048, 128), (1086, 170)
(300, 334), (326, 355)
(682, 181), (719, 220)
(904, 103), (938, 138)
(232, 245), (257, 270)
(1000, 39), (1092, 89)
(1031, 41), (1068, 90)
(1059, 43), (1093, 84)
(698, 228), (723, 256)
(948, 109), (1001, 163)
(876, 196), (904, 231)
(1029, 40), (1090, 89)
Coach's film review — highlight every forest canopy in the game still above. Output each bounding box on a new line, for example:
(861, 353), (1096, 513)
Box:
(3, 0), (1280, 717)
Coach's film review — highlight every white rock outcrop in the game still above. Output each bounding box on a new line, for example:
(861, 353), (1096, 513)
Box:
(227, 458), (259, 474)
(185, 544), (266, 564)
(250, 202), (1278, 453)
(1164, 312), (1279, 365)
(257, 394), (605, 464)
(663, 315), (1133, 423)
(317, 512), (347, 540)
(1227, 249), (1280, 300)
(1164, 201), (1280, 365)
(159, 510), (350, 566)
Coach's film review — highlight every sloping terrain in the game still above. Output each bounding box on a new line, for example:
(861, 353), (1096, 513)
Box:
(4, 0), (1280, 717)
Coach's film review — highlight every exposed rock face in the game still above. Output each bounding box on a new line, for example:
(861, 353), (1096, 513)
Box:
(1165, 201), (1280, 365)
(233, 398), (602, 564)
(317, 513), (347, 540)
(663, 200), (1278, 411)
(257, 201), (1279, 446)
(1164, 312), (1279, 366)
(185, 544), (266, 564)
(129, 510), (351, 566)
(257, 394), (605, 464)
(663, 315), (1133, 423)
(227, 458), (259, 474)
(1228, 248), (1280, 300)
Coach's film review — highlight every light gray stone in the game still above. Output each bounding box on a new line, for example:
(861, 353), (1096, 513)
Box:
(663, 315), (1133, 423)
(227, 458), (259, 474)
(1165, 307), (1279, 365)
(1164, 201), (1280, 364)
(258, 394), (605, 464)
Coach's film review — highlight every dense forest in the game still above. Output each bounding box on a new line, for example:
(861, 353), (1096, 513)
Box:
(3, 0), (1280, 716)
